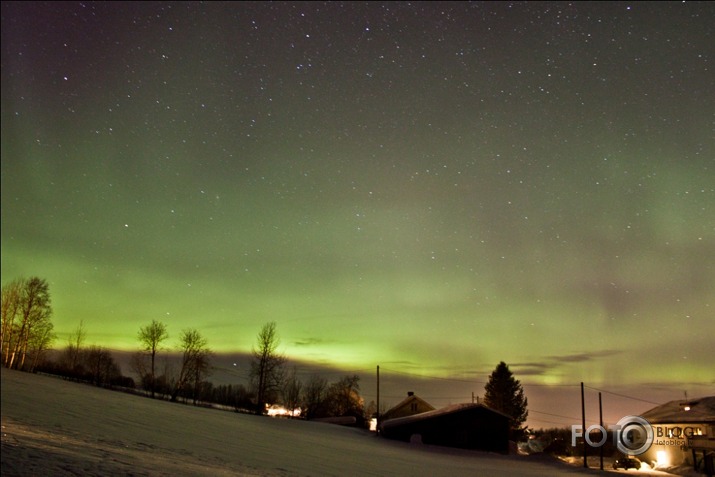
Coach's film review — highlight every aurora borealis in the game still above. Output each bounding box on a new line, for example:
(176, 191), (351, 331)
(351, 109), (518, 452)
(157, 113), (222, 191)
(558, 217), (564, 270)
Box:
(2, 2), (713, 425)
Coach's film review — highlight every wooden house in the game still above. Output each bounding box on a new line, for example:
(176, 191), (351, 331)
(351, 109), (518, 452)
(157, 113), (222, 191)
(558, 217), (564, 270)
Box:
(380, 402), (510, 453)
(381, 392), (435, 421)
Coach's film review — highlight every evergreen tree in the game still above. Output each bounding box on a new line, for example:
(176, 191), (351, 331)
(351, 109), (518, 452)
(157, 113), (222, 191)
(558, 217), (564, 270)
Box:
(483, 361), (528, 440)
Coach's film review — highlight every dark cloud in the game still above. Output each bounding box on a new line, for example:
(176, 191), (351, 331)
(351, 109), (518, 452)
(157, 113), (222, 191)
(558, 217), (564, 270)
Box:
(546, 350), (623, 364)
(292, 337), (325, 347)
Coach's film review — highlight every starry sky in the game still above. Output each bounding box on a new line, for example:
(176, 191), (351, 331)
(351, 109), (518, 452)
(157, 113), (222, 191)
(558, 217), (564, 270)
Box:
(2, 2), (713, 422)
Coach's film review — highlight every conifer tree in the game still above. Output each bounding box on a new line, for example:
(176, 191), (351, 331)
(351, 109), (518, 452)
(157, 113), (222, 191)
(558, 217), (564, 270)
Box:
(484, 361), (528, 440)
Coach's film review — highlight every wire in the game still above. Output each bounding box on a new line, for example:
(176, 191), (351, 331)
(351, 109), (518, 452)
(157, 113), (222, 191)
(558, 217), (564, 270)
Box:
(584, 385), (661, 406)
(528, 417), (578, 427)
(529, 409), (582, 421)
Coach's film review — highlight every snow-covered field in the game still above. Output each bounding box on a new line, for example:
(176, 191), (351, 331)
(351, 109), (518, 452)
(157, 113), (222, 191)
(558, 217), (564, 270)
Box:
(0, 369), (650, 476)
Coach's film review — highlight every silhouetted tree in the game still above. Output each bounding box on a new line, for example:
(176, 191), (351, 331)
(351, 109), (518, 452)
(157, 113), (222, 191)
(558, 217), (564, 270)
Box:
(63, 320), (87, 373)
(301, 374), (328, 419)
(137, 320), (169, 398)
(171, 328), (211, 402)
(191, 350), (212, 405)
(25, 316), (55, 372)
(130, 350), (149, 387)
(325, 375), (364, 419)
(250, 321), (286, 414)
(210, 383), (254, 411)
(84, 345), (121, 386)
(34, 344), (134, 388)
(281, 367), (302, 416)
(484, 361), (529, 440)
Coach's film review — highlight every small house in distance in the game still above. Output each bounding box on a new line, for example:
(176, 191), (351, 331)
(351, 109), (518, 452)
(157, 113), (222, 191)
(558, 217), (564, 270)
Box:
(381, 392), (435, 421)
(380, 402), (510, 453)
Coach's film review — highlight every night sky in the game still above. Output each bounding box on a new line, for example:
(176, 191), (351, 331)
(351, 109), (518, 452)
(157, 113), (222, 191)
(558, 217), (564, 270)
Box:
(2, 2), (713, 423)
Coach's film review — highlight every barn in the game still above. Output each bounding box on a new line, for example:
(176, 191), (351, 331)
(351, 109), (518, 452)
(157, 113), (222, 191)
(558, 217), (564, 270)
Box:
(380, 402), (510, 453)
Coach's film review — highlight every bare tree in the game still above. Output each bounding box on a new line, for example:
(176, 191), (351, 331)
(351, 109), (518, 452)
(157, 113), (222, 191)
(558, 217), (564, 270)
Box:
(326, 375), (364, 418)
(3, 277), (54, 370)
(302, 374), (328, 419)
(64, 320), (87, 372)
(171, 328), (210, 403)
(191, 350), (212, 405)
(210, 383), (253, 411)
(1, 279), (23, 365)
(281, 367), (302, 417)
(84, 345), (121, 386)
(250, 321), (286, 414)
(130, 351), (149, 387)
(137, 320), (168, 398)
(26, 317), (55, 372)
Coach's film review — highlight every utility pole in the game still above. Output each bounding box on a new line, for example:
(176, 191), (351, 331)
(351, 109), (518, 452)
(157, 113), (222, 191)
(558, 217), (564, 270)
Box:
(599, 392), (604, 471)
(581, 382), (587, 468)
(376, 365), (380, 435)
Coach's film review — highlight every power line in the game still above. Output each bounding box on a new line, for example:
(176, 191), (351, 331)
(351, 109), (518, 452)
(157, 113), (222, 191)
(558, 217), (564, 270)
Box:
(529, 417), (577, 427)
(584, 385), (661, 406)
(529, 409), (582, 422)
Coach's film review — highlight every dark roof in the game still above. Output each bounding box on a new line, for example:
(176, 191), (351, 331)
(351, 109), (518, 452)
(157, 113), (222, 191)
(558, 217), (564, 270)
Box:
(381, 402), (510, 429)
(641, 396), (715, 424)
(379, 402), (511, 453)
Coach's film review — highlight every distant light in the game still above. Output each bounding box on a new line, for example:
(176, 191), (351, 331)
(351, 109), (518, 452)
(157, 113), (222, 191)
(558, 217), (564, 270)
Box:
(656, 450), (669, 467)
(684, 405), (691, 411)
(266, 404), (301, 417)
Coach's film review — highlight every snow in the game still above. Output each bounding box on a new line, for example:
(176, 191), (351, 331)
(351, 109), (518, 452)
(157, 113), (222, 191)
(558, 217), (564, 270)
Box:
(1, 369), (637, 476)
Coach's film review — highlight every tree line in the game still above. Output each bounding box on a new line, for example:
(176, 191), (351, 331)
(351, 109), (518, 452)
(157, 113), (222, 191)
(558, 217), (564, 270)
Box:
(1, 279), (367, 421)
(2, 277), (527, 433)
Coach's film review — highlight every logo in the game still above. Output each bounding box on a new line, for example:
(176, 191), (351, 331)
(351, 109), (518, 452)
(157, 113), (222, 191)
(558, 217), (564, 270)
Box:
(571, 415), (654, 456)
(614, 415), (654, 455)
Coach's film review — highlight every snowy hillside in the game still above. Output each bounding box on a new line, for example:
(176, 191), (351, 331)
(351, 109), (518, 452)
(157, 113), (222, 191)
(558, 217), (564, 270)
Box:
(2, 369), (601, 476)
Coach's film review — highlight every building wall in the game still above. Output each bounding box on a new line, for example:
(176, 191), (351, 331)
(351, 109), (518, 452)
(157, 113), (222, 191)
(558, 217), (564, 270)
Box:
(638, 422), (711, 468)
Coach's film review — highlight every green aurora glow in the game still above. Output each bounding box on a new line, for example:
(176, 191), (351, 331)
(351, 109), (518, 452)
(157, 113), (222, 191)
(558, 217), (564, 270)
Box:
(2, 2), (713, 402)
